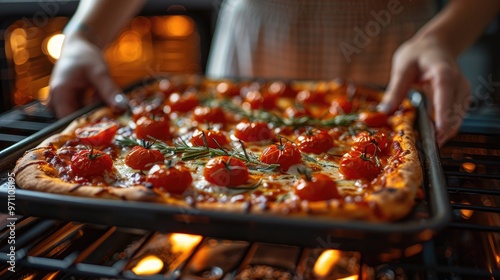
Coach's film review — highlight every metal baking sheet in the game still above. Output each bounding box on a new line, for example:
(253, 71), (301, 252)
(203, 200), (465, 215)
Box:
(0, 79), (451, 254)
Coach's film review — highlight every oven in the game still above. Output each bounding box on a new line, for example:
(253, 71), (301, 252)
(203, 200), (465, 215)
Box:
(0, 1), (500, 280)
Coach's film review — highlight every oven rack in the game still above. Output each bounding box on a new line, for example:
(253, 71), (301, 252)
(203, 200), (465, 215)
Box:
(0, 211), (499, 280)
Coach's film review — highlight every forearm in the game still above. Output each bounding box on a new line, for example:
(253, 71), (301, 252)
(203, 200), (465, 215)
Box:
(413, 0), (500, 57)
(64, 0), (147, 48)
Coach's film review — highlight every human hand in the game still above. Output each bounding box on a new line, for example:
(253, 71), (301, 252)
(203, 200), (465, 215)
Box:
(379, 37), (470, 147)
(47, 35), (128, 118)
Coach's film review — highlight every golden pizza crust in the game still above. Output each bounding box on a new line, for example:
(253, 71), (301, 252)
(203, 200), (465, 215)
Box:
(14, 146), (171, 204)
(367, 100), (422, 221)
(13, 83), (423, 222)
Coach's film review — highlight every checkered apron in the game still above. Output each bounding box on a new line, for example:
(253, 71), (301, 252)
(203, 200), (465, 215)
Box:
(206, 0), (436, 86)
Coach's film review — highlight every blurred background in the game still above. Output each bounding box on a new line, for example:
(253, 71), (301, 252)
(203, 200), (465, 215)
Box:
(0, 0), (216, 113)
(0, 0), (499, 114)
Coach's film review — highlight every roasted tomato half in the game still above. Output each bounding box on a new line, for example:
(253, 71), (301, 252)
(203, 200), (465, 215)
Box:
(190, 129), (229, 149)
(329, 97), (355, 115)
(146, 164), (192, 195)
(131, 99), (165, 121)
(296, 129), (333, 154)
(295, 90), (327, 105)
(203, 156), (249, 187)
(294, 172), (340, 201)
(338, 150), (381, 180)
(192, 106), (227, 125)
(233, 121), (274, 142)
(358, 111), (389, 127)
(167, 92), (199, 113)
(71, 149), (113, 177)
(243, 90), (278, 110)
(125, 145), (165, 170)
(284, 106), (311, 119)
(135, 115), (170, 141)
(259, 141), (302, 172)
(352, 131), (389, 155)
(75, 119), (118, 146)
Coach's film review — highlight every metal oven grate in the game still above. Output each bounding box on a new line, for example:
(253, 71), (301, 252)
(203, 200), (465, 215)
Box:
(0, 102), (499, 279)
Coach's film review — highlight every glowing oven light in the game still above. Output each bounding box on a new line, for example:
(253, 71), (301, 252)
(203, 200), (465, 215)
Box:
(132, 255), (164, 275)
(313, 249), (342, 277)
(338, 276), (358, 280)
(38, 86), (50, 103)
(169, 233), (202, 254)
(459, 202), (474, 219)
(461, 162), (476, 173)
(313, 250), (359, 280)
(45, 33), (65, 60)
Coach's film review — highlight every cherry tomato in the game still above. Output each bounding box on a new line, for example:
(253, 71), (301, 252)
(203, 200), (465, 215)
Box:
(234, 121), (274, 142)
(284, 107), (311, 119)
(125, 145), (165, 170)
(75, 120), (118, 146)
(294, 173), (340, 201)
(352, 131), (389, 155)
(295, 90), (327, 105)
(259, 141), (302, 172)
(203, 156), (249, 187)
(131, 100), (165, 121)
(190, 129), (229, 148)
(192, 106), (227, 125)
(296, 129), (333, 154)
(71, 149), (113, 177)
(329, 97), (354, 115)
(158, 79), (175, 96)
(243, 90), (277, 110)
(146, 164), (192, 195)
(214, 81), (241, 98)
(358, 111), (389, 127)
(168, 92), (199, 113)
(338, 150), (381, 180)
(135, 115), (170, 141)
(264, 81), (298, 98)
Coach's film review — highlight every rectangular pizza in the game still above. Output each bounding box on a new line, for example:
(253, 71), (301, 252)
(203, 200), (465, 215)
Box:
(14, 77), (422, 222)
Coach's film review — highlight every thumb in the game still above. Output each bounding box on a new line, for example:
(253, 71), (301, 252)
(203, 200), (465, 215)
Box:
(378, 63), (418, 114)
(88, 61), (129, 112)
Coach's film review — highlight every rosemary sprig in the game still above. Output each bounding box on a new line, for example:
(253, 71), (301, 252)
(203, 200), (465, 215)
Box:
(116, 136), (141, 147)
(152, 137), (280, 172)
(301, 153), (339, 168)
(221, 100), (358, 128)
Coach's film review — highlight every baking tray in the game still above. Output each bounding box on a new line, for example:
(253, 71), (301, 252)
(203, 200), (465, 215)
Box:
(0, 78), (451, 254)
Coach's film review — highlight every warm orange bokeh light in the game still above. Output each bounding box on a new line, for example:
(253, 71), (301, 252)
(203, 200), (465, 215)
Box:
(313, 249), (342, 277)
(169, 233), (202, 254)
(461, 162), (476, 173)
(163, 16), (194, 37)
(338, 275), (358, 280)
(10, 28), (29, 65)
(131, 255), (164, 275)
(116, 31), (142, 62)
(45, 33), (65, 60)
